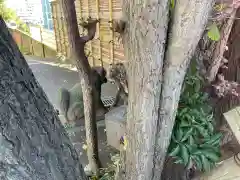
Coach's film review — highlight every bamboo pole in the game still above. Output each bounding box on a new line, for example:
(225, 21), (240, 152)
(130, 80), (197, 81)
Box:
(39, 27), (46, 58)
(56, 3), (64, 56)
(50, 2), (60, 53)
(86, 0), (94, 65)
(60, 4), (68, 58)
(78, 0), (83, 34)
(108, 0), (114, 63)
(96, 0), (103, 66)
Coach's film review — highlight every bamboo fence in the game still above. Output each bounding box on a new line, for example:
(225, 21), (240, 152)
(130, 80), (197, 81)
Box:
(51, 0), (125, 67)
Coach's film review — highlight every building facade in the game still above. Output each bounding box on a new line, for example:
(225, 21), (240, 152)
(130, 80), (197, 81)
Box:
(41, 0), (53, 30)
(8, 0), (44, 25)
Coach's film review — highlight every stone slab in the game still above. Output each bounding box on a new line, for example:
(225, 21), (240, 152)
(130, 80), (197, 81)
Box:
(223, 106), (240, 145)
(105, 105), (127, 150)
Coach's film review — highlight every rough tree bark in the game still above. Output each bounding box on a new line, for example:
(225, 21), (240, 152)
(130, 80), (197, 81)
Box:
(154, 1), (214, 179)
(121, 0), (214, 179)
(0, 17), (87, 180)
(122, 0), (169, 179)
(59, 0), (101, 176)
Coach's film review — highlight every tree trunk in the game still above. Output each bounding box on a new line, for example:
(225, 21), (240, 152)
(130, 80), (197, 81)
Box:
(122, 0), (213, 179)
(0, 17), (87, 180)
(153, 1), (214, 179)
(122, 0), (169, 179)
(59, 0), (101, 175)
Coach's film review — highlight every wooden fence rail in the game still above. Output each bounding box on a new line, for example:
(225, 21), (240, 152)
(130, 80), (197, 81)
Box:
(29, 26), (57, 50)
(10, 28), (57, 59)
(51, 0), (125, 67)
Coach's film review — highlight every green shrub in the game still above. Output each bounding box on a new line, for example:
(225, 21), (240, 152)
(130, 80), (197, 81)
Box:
(168, 72), (222, 172)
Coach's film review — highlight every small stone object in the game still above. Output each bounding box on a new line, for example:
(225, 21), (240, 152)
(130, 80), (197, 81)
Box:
(105, 105), (127, 150)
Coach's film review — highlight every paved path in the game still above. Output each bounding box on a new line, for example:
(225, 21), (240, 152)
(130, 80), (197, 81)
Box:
(27, 57), (117, 110)
(26, 56), (118, 169)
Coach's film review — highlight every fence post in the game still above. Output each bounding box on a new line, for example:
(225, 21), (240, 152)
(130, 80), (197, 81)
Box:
(108, 0), (114, 64)
(51, 1), (59, 53)
(20, 30), (23, 49)
(30, 38), (34, 55)
(40, 26), (46, 58)
(86, 0), (94, 66)
(96, 0), (103, 66)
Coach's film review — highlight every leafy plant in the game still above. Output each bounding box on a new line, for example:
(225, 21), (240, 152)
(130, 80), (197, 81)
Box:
(92, 139), (126, 180)
(0, 0), (30, 34)
(97, 154), (121, 180)
(207, 23), (221, 41)
(168, 72), (222, 172)
(170, 0), (175, 9)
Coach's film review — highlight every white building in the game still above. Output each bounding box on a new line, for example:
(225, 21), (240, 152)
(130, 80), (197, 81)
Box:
(6, 0), (44, 25)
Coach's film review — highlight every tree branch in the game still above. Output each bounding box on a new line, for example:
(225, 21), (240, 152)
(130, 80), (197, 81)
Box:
(111, 20), (126, 34)
(206, 9), (236, 83)
(80, 19), (99, 43)
(59, 0), (101, 176)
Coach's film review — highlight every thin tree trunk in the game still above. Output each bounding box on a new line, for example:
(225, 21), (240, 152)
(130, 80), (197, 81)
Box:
(122, 0), (214, 179)
(0, 17), (87, 180)
(153, 1), (214, 179)
(206, 9), (237, 83)
(59, 0), (101, 176)
(122, 0), (169, 179)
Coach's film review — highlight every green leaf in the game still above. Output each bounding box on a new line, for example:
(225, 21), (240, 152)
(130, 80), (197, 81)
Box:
(170, 0), (175, 9)
(195, 125), (209, 138)
(180, 120), (190, 127)
(199, 143), (215, 149)
(191, 155), (203, 170)
(176, 128), (184, 141)
(207, 23), (221, 41)
(207, 114), (214, 122)
(214, 3), (226, 12)
(205, 133), (222, 145)
(193, 149), (203, 156)
(181, 128), (193, 142)
(180, 145), (189, 166)
(207, 122), (214, 134)
(185, 114), (193, 121)
(203, 150), (220, 162)
(169, 145), (180, 157)
(199, 145), (220, 155)
(200, 155), (211, 172)
(185, 143), (197, 154)
(171, 132), (178, 143)
(179, 107), (188, 117)
(188, 135), (195, 146)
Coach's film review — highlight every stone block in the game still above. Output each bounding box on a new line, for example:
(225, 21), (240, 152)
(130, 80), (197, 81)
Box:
(105, 105), (127, 150)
